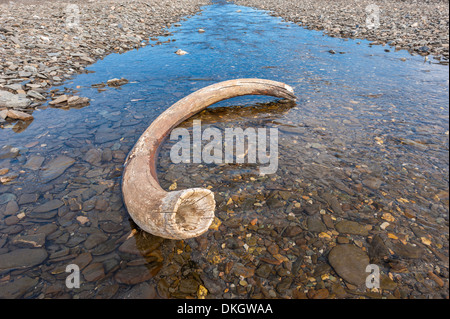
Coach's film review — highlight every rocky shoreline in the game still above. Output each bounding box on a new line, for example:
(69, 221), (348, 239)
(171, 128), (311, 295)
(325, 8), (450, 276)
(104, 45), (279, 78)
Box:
(234, 0), (449, 63)
(0, 0), (209, 123)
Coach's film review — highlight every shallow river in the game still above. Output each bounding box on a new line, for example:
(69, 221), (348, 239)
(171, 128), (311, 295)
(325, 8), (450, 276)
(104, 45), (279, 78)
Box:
(0, 1), (448, 299)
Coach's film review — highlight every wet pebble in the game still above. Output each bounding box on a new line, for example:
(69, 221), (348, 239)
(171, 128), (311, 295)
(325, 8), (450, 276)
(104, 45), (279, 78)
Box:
(40, 156), (75, 183)
(82, 263), (105, 282)
(307, 216), (327, 233)
(12, 233), (46, 248)
(335, 220), (369, 236)
(32, 199), (64, 213)
(84, 233), (109, 250)
(328, 244), (370, 286)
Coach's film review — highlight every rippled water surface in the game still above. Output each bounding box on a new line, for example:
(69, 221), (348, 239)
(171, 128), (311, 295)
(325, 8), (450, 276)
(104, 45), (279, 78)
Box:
(0, 1), (448, 299)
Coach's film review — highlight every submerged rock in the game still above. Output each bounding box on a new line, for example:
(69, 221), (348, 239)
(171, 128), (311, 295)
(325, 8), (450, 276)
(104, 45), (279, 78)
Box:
(23, 155), (45, 171)
(114, 264), (161, 285)
(32, 199), (64, 213)
(122, 282), (158, 299)
(307, 216), (327, 232)
(0, 248), (48, 271)
(0, 145), (20, 159)
(12, 233), (46, 248)
(82, 263), (105, 282)
(40, 155), (75, 183)
(335, 220), (369, 236)
(0, 276), (39, 299)
(328, 244), (370, 286)
(391, 242), (424, 259)
(118, 232), (164, 256)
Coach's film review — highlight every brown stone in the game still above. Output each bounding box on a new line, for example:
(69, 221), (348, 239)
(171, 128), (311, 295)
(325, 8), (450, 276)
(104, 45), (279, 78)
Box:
(49, 95), (68, 105)
(335, 220), (369, 236)
(307, 288), (330, 299)
(82, 262), (105, 282)
(95, 198), (109, 211)
(32, 199), (64, 213)
(267, 243), (279, 255)
(233, 263), (255, 278)
(322, 214), (335, 229)
(72, 252), (93, 270)
(292, 289), (308, 299)
(4, 215), (19, 226)
(4, 200), (19, 215)
(6, 110), (33, 121)
(337, 236), (350, 244)
(0, 276), (39, 299)
(118, 233), (163, 256)
(0, 248), (48, 271)
(428, 271), (444, 287)
(284, 225), (302, 237)
(328, 244), (370, 286)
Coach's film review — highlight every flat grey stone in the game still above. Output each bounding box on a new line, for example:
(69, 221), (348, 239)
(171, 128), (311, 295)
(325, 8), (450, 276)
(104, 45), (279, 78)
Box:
(23, 155), (45, 170)
(0, 90), (31, 108)
(0, 193), (17, 205)
(32, 199), (64, 213)
(40, 156), (75, 183)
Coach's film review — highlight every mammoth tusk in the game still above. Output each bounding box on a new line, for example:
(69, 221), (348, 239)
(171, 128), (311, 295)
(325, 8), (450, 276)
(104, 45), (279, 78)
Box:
(122, 78), (296, 240)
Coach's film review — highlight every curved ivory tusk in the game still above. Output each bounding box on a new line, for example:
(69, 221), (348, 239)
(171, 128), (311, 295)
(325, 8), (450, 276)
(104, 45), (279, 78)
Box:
(122, 79), (296, 240)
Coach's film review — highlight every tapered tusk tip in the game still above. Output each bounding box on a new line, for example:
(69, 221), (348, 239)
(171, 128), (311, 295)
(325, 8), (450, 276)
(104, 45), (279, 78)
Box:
(281, 84), (296, 101)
